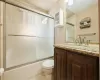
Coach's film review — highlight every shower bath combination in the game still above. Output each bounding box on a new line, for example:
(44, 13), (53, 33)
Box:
(0, 1), (54, 80)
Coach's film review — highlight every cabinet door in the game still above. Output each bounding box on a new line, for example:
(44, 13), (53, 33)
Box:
(54, 48), (67, 80)
(67, 51), (99, 80)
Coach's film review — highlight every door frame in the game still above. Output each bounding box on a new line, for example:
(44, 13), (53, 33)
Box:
(98, 0), (100, 80)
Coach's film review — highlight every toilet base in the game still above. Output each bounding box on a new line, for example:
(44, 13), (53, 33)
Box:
(42, 68), (53, 75)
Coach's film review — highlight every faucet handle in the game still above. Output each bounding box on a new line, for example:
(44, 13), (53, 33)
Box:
(74, 39), (78, 45)
(82, 37), (86, 43)
(86, 40), (91, 45)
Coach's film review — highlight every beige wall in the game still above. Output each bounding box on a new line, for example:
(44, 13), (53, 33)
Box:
(49, 0), (66, 44)
(49, 1), (99, 44)
(76, 4), (99, 43)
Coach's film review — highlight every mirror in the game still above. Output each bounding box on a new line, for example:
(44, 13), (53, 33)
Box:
(65, 0), (99, 43)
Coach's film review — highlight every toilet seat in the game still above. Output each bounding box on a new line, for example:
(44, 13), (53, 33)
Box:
(42, 59), (54, 69)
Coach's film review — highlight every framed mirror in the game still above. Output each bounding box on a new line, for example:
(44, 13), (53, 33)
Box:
(65, 0), (99, 44)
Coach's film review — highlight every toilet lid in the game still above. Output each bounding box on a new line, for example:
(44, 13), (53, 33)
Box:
(42, 60), (54, 69)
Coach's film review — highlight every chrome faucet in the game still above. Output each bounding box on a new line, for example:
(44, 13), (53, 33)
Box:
(75, 36), (88, 45)
(77, 36), (85, 45)
(85, 40), (91, 45)
(79, 36), (83, 44)
(68, 36), (91, 46)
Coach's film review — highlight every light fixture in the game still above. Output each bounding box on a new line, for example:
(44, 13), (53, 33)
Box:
(68, 0), (73, 6)
(65, 0), (73, 6)
(65, 0), (68, 2)
(42, 18), (48, 24)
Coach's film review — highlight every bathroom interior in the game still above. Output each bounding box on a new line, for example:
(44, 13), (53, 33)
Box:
(0, 0), (99, 80)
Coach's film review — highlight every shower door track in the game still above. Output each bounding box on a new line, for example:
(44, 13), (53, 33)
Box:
(0, 0), (54, 19)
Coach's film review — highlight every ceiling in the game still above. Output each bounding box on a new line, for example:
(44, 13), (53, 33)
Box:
(8, 0), (98, 14)
(23, 0), (58, 11)
(23, 0), (98, 13)
(67, 0), (98, 13)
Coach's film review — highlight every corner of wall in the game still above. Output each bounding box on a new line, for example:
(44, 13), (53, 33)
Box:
(49, 0), (66, 44)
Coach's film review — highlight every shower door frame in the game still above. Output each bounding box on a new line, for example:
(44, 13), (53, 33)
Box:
(4, 2), (54, 71)
(0, 0), (54, 74)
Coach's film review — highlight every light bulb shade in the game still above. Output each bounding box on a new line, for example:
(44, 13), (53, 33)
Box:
(65, 0), (68, 2)
(68, 0), (73, 6)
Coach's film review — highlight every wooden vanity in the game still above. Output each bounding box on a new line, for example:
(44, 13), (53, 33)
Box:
(54, 45), (99, 80)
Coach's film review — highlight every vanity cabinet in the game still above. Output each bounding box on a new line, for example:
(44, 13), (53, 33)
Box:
(54, 47), (99, 80)
(54, 48), (67, 80)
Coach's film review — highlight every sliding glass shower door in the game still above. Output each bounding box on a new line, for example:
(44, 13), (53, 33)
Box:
(5, 3), (54, 69)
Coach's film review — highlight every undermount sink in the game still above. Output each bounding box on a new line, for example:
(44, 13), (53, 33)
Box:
(65, 43), (99, 53)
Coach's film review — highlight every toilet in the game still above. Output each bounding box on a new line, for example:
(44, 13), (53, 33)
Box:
(42, 59), (54, 75)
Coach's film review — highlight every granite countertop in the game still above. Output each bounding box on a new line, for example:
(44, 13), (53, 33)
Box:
(54, 44), (99, 57)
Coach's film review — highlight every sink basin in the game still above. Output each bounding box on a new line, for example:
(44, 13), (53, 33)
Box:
(65, 43), (99, 53)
